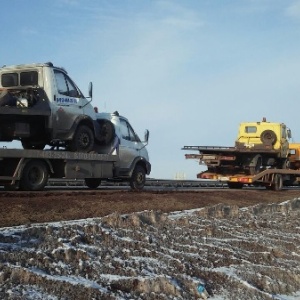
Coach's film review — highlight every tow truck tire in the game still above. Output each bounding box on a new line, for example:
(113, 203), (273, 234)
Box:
(227, 182), (243, 189)
(20, 160), (48, 191)
(260, 130), (277, 145)
(3, 183), (19, 191)
(70, 125), (94, 152)
(85, 178), (101, 189)
(130, 165), (146, 191)
(249, 154), (262, 175)
(21, 140), (46, 150)
(271, 174), (283, 191)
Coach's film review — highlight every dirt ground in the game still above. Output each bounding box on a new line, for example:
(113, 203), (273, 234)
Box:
(1, 187), (300, 227)
(1, 189), (300, 299)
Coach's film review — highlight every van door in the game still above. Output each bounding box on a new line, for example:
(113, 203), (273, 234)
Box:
(118, 118), (141, 171)
(52, 69), (89, 137)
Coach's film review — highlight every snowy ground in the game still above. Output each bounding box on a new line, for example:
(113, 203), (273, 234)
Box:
(0, 198), (300, 300)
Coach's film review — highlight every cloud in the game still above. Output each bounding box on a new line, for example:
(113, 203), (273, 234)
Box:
(20, 27), (39, 36)
(286, 0), (300, 19)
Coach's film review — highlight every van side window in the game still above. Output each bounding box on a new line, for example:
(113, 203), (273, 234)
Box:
(120, 119), (140, 142)
(245, 126), (257, 133)
(54, 70), (80, 98)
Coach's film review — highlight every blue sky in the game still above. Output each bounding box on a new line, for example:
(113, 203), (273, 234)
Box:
(1, 0), (300, 179)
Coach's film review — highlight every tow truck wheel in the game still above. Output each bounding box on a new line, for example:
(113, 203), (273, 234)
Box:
(3, 183), (19, 191)
(70, 125), (94, 152)
(21, 140), (46, 150)
(227, 182), (243, 189)
(270, 174), (283, 191)
(130, 165), (146, 191)
(85, 178), (101, 189)
(249, 154), (262, 175)
(20, 160), (48, 191)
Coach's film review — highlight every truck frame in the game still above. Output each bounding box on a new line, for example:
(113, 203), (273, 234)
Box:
(0, 148), (146, 191)
(183, 145), (300, 191)
(182, 119), (300, 191)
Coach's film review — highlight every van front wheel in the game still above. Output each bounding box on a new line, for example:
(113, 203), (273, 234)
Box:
(130, 165), (146, 191)
(69, 125), (94, 152)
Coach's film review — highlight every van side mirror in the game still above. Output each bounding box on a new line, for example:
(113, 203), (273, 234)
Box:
(144, 129), (149, 143)
(88, 82), (93, 99)
(287, 129), (292, 139)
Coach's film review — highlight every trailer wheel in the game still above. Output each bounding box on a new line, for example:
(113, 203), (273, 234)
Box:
(70, 125), (94, 152)
(130, 165), (146, 191)
(227, 182), (243, 189)
(85, 178), (101, 189)
(270, 174), (283, 191)
(260, 130), (277, 145)
(20, 160), (48, 191)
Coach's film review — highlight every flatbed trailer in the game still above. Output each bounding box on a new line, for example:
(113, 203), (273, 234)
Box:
(198, 168), (300, 191)
(0, 148), (118, 191)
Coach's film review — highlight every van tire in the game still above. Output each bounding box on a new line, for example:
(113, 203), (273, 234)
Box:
(130, 165), (146, 191)
(70, 125), (94, 152)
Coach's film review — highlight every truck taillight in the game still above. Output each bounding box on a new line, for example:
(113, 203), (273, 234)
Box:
(238, 177), (252, 183)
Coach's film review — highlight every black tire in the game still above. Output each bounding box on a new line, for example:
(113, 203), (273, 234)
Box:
(3, 183), (19, 191)
(130, 165), (146, 191)
(21, 140), (46, 150)
(69, 125), (94, 152)
(97, 120), (115, 145)
(20, 160), (48, 191)
(249, 154), (262, 175)
(270, 174), (283, 191)
(260, 130), (277, 145)
(85, 178), (101, 189)
(280, 159), (290, 169)
(227, 182), (243, 189)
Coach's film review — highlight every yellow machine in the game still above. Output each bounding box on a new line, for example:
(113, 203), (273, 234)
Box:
(235, 118), (291, 159)
(183, 118), (292, 176)
(288, 143), (300, 170)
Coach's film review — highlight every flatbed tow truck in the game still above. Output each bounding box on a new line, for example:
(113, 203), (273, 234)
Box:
(0, 111), (151, 192)
(0, 62), (151, 191)
(184, 145), (300, 190)
(183, 119), (300, 191)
